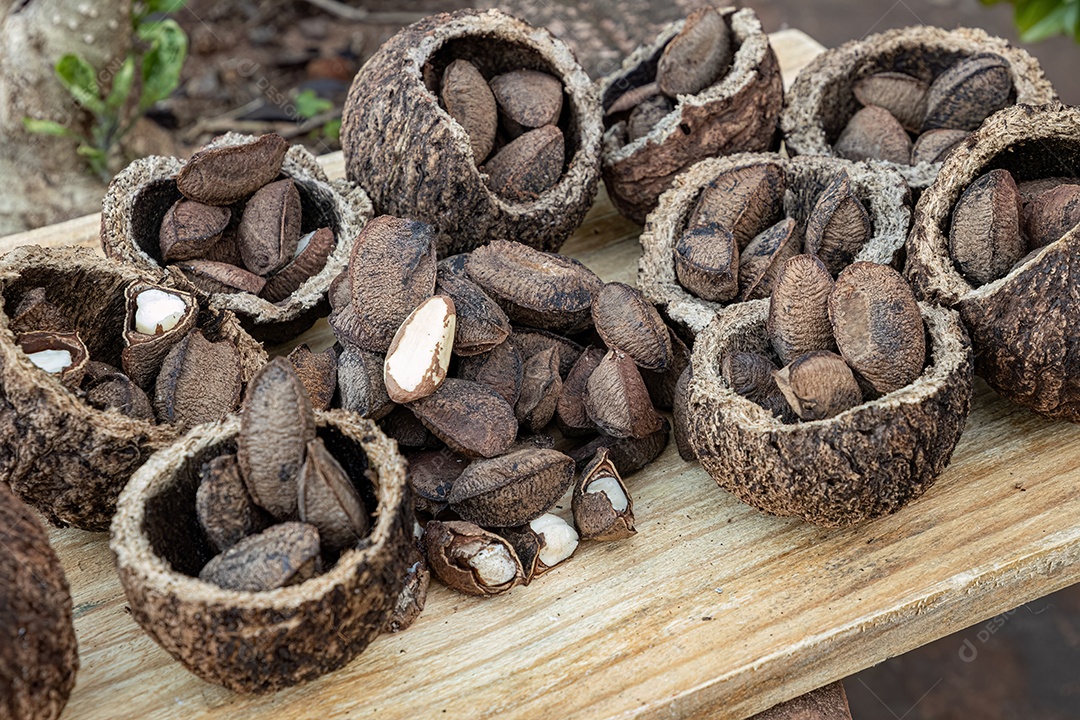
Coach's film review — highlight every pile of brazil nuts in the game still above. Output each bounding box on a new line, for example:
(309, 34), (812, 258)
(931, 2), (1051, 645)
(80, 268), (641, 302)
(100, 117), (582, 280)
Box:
(316, 218), (681, 595)
(725, 260), (926, 422)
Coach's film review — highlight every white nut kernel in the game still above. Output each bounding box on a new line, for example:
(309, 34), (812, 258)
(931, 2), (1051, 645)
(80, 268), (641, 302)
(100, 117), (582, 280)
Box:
(26, 349), (72, 374)
(294, 230), (316, 259)
(467, 542), (519, 586)
(134, 289), (187, 335)
(384, 295), (456, 403)
(530, 513), (579, 568)
(586, 475), (629, 512)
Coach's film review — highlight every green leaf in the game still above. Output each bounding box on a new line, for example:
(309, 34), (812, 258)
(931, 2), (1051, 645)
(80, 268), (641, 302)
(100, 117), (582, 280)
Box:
(145, 0), (187, 13)
(295, 89), (333, 120)
(54, 54), (105, 114)
(76, 144), (107, 160)
(322, 118), (342, 143)
(22, 118), (76, 137)
(133, 0), (186, 27)
(1021, 3), (1071, 41)
(76, 143), (110, 181)
(1013, 0), (1060, 30)
(1064, 1), (1080, 41)
(105, 55), (136, 113)
(138, 19), (188, 111)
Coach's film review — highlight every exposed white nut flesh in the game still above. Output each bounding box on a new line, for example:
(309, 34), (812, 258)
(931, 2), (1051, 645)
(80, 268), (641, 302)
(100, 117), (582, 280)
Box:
(384, 294), (456, 403)
(134, 289), (188, 335)
(294, 230), (316, 258)
(530, 513), (579, 568)
(26, 349), (72, 374)
(466, 541), (520, 587)
(586, 475), (629, 512)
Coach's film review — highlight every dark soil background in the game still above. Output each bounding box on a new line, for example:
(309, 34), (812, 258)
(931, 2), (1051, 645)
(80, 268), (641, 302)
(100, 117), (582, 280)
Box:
(84, 0), (1080, 716)
(159, 0), (1080, 160)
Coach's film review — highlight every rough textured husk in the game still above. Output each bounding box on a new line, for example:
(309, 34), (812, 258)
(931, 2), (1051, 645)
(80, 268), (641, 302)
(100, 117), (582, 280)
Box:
(638, 153), (911, 339)
(687, 299), (972, 527)
(101, 133), (373, 340)
(0, 245), (266, 531)
(781, 26), (1057, 189)
(110, 410), (413, 693)
(906, 103), (1080, 421)
(0, 482), (78, 720)
(341, 9), (602, 255)
(598, 7), (784, 225)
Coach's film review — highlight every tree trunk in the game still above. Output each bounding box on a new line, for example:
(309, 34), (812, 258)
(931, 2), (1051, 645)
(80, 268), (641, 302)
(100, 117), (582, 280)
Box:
(0, 0), (130, 235)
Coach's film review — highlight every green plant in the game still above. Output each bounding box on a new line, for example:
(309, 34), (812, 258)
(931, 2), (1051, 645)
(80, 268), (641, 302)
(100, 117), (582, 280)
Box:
(24, 0), (189, 181)
(322, 119), (342, 144)
(294, 89), (333, 120)
(982, 0), (1080, 42)
(293, 89), (341, 146)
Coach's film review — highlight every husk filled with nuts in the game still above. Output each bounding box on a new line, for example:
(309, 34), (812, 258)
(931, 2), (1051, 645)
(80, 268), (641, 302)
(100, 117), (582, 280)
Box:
(0, 245), (266, 531)
(781, 26), (1056, 189)
(638, 153), (911, 339)
(101, 132), (373, 342)
(110, 410), (412, 693)
(907, 103), (1080, 421)
(341, 9), (602, 255)
(599, 6), (784, 224)
(686, 299), (972, 526)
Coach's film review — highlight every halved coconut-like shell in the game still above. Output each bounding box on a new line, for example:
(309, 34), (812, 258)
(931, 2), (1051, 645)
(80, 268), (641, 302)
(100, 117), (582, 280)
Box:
(638, 153), (910, 339)
(0, 245), (266, 531)
(686, 298), (972, 527)
(341, 9), (601, 255)
(101, 132), (373, 343)
(0, 481), (78, 720)
(782, 26), (1056, 189)
(907, 103), (1080, 421)
(110, 410), (413, 693)
(598, 7), (783, 225)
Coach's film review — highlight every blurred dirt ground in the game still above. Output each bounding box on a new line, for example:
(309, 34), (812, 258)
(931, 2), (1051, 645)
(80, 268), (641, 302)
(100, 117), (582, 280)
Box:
(90, 1), (1080, 716)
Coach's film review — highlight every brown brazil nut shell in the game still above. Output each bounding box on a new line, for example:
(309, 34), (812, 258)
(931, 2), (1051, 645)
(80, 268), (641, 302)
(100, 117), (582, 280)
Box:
(341, 9), (601, 255)
(781, 25), (1056, 189)
(110, 410), (413, 693)
(638, 153), (911, 339)
(0, 482), (79, 720)
(687, 298), (972, 527)
(599, 7), (783, 225)
(906, 103), (1080, 421)
(102, 132), (373, 340)
(0, 246), (266, 531)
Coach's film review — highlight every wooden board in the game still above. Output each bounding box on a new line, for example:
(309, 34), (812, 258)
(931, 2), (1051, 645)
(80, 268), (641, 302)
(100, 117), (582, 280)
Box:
(3, 29), (1080, 720)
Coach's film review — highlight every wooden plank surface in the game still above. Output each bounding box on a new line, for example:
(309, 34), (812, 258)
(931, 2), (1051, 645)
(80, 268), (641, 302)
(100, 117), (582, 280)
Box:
(5, 29), (1080, 720)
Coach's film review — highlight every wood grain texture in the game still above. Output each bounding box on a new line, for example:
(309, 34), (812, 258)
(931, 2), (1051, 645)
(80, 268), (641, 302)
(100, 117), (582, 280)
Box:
(8, 30), (1080, 720)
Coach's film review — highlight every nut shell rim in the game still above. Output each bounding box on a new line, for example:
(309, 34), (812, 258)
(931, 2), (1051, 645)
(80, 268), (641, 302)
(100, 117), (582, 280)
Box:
(906, 102), (1080, 421)
(109, 409), (413, 692)
(340, 8), (602, 255)
(686, 298), (973, 527)
(637, 152), (911, 340)
(101, 132), (374, 330)
(781, 25), (1057, 188)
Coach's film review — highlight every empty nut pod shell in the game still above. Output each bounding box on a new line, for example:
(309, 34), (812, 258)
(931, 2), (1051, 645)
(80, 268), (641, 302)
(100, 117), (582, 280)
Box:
(599, 6), (783, 224)
(0, 246), (266, 531)
(906, 103), (1080, 421)
(101, 132), (373, 343)
(638, 153), (911, 340)
(685, 298), (972, 527)
(341, 9), (602, 255)
(782, 26), (1055, 189)
(110, 410), (413, 693)
(0, 481), (78, 720)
